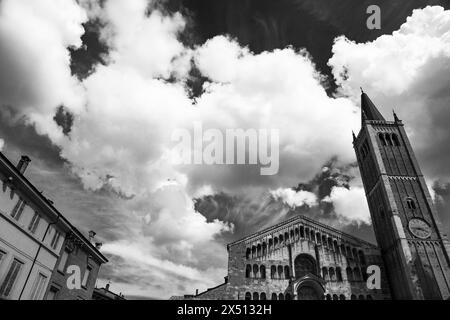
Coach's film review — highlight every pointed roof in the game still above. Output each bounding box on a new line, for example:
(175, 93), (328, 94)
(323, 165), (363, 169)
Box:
(361, 90), (385, 121)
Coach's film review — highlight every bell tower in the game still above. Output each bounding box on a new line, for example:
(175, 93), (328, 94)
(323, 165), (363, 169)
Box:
(353, 90), (450, 300)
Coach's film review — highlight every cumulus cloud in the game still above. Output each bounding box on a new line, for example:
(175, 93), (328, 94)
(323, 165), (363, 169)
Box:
(323, 186), (370, 226)
(270, 188), (317, 208)
(0, 0), (87, 140)
(329, 5), (450, 182)
(4, 0), (450, 298)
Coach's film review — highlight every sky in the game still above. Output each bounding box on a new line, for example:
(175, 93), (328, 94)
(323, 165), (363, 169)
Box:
(1, 0), (450, 299)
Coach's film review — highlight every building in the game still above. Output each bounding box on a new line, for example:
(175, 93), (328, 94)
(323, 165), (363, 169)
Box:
(92, 283), (126, 300)
(353, 91), (450, 299)
(0, 152), (108, 300)
(44, 231), (108, 300)
(186, 91), (450, 300)
(196, 215), (391, 300)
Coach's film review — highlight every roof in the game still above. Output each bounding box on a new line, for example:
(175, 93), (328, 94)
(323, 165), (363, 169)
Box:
(227, 214), (378, 249)
(0, 151), (108, 264)
(361, 91), (385, 121)
(93, 287), (126, 300)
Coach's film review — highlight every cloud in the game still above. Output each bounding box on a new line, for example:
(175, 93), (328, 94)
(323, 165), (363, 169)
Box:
(270, 188), (317, 208)
(0, 0), (87, 141)
(4, 0), (450, 299)
(329, 5), (450, 182)
(323, 186), (370, 226)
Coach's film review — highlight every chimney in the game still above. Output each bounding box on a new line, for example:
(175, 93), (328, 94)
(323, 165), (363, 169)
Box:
(196, 289), (199, 296)
(88, 230), (96, 243)
(106, 283), (110, 291)
(95, 242), (103, 250)
(17, 156), (31, 174)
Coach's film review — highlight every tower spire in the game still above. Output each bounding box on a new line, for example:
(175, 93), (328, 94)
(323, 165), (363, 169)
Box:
(361, 90), (385, 122)
(393, 110), (401, 123)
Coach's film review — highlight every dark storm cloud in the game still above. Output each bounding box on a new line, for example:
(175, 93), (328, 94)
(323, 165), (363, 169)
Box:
(70, 19), (109, 80)
(0, 109), (63, 168)
(53, 105), (74, 136)
(195, 158), (376, 245)
(168, 0), (450, 93)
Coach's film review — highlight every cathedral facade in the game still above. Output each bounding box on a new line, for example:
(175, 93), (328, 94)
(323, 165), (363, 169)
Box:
(190, 92), (450, 300)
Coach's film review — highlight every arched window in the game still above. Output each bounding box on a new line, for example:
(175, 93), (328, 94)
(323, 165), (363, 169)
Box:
(253, 264), (259, 278)
(245, 292), (251, 300)
(305, 228), (310, 240)
(284, 232), (289, 243)
(295, 228), (299, 239)
(260, 265), (266, 279)
(385, 133), (393, 146)
(268, 239), (273, 252)
(246, 248), (251, 259)
(284, 266), (290, 279)
(285, 293), (292, 300)
(271, 293), (277, 300)
(257, 244), (262, 257)
(392, 134), (400, 146)
(354, 267), (362, 282)
(406, 197), (417, 210)
(347, 246), (352, 258)
(295, 254), (317, 278)
(352, 248), (358, 259)
(246, 264), (251, 278)
(279, 234), (284, 244)
(328, 238), (333, 250)
(262, 242), (267, 256)
(360, 147), (366, 158)
(351, 294), (357, 300)
(322, 235), (327, 247)
(379, 133), (386, 146)
(329, 267), (336, 281)
(311, 230), (315, 242)
(316, 233), (321, 244)
(336, 267), (343, 282)
(252, 246), (256, 258)
(346, 267), (353, 282)
(290, 230), (294, 240)
(358, 251), (366, 265)
(333, 294), (339, 300)
(358, 295), (365, 300)
(341, 244), (346, 255)
(278, 265), (284, 279)
(260, 292), (267, 300)
(326, 294), (332, 300)
(362, 267), (368, 281)
(339, 294), (346, 300)
(364, 142), (370, 155)
(278, 293), (284, 300)
(300, 226), (305, 238)
(274, 237), (278, 248)
(253, 292), (259, 300)
(322, 267), (329, 281)
(334, 240), (339, 253)
(271, 265), (277, 279)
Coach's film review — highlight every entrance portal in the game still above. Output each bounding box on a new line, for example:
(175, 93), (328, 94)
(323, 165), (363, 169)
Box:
(294, 254), (317, 278)
(297, 285), (322, 300)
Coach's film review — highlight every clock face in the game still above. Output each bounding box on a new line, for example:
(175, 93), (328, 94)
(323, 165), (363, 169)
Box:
(408, 219), (432, 239)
